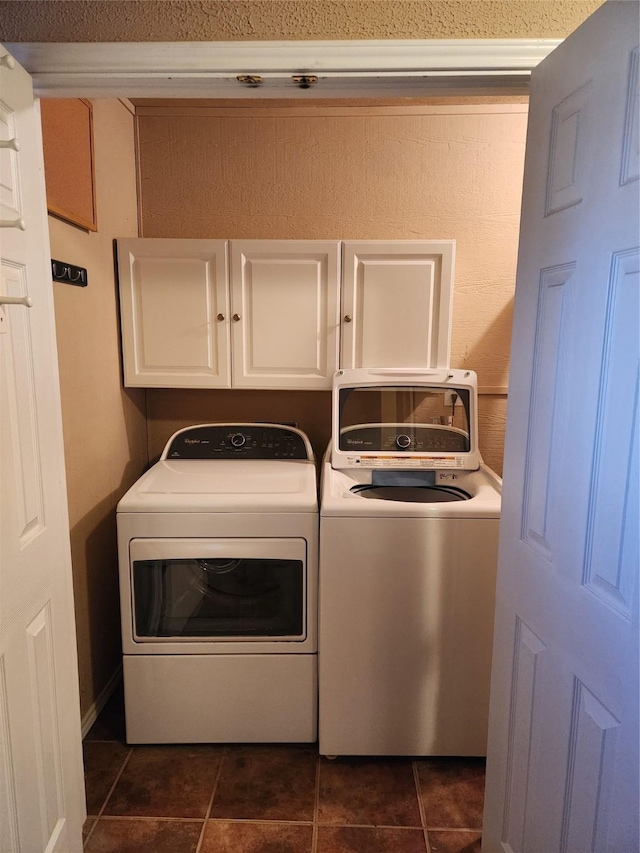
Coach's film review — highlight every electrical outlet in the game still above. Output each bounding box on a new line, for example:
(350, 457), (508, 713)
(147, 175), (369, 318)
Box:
(443, 389), (462, 406)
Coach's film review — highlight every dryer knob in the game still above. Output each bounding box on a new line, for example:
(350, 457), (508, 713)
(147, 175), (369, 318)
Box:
(230, 433), (246, 448)
(396, 434), (412, 449)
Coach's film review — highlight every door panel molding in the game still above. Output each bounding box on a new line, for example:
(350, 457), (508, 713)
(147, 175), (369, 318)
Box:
(620, 47), (639, 186)
(545, 82), (592, 216)
(26, 604), (64, 846)
(583, 248), (639, 616)
(0, 657), (20, 853)
(560, 678), (619, 853)
(502, 617), (546, 853)
(1, 260), (45, 545)
(521, 263), (575, 557)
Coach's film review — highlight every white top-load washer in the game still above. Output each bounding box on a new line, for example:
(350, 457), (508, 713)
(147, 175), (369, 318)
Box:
(117, 423), (318, 744)
(319, 368), (501, 757)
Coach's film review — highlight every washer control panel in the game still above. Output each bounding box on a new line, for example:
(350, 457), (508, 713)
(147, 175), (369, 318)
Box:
(164, 424), (311, 460)
(341, 425), (469, 454)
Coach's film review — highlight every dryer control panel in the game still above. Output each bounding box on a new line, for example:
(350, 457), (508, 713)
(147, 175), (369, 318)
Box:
(163, 424), (312, 460)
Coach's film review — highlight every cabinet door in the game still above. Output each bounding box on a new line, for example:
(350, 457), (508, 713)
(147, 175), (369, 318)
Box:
(341, 240), (455, 369)
(230, 240), (340, 389)
(117, 238), (229, 387)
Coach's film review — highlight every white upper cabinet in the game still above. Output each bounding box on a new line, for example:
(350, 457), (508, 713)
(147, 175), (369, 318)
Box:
(117, 238), (455, 389)
(341, 240), (455, 369)
(230, 240), (340, 389)
(117, 238), (230, 387)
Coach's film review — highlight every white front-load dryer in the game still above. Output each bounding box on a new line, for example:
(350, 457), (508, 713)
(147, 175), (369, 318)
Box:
(319, 369), (501, 757)
(116, 423), (318, 744)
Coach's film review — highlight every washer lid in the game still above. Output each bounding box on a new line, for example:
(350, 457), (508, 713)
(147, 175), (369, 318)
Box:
(332, 368), (481, 471)
(117, 458), (318, 513)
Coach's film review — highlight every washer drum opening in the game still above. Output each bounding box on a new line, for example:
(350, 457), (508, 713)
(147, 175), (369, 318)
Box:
(350, 484), (471, 503)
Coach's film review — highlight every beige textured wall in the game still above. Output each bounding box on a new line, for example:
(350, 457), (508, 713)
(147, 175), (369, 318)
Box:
(0, 0), (602, 41)
(139, 103), (526, 474)
(49, 99), (147, 719)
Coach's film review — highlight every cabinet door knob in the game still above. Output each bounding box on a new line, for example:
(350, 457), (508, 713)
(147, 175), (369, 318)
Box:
(233, 313), (241, 321)
(217, 313), (225, 321)
(344, 314), (353, 323)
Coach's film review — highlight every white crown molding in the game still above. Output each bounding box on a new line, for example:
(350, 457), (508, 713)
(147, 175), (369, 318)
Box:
(4, 39), (560, 98)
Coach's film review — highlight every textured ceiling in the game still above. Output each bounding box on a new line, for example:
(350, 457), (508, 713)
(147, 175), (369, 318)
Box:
(0, 0), (604, 42)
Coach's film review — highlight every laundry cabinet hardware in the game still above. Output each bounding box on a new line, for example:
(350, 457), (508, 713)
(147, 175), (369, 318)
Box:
(292, 75), (318, 89)
(237, 75), (263, 87)
(117, 238), (455, 390)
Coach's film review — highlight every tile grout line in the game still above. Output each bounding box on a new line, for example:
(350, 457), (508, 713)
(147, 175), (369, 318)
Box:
(412, 760), (432, 853)
(306, 821), (427, 830)
(88, 812), (478, 831)
(311, 753), (321, 853)
(93, 815), (212, 824)
(194, 747), (227, 853)
(87, 809), (467, 826)
(83, 746), (134, 849)
(206, 817), (314, 826)
(208, 819), (425, 829)
(82, 817), (97, 849)
(427, 825), (484, 833)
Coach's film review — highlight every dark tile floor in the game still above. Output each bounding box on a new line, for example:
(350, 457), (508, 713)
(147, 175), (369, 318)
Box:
(82, 685), (484, 853)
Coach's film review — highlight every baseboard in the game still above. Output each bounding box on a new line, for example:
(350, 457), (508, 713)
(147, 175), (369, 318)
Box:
(81, 665), (122, 740)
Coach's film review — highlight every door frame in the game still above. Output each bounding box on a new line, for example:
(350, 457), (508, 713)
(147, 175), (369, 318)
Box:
(4, 38), (558, 99)
(1, 34), (542, 728)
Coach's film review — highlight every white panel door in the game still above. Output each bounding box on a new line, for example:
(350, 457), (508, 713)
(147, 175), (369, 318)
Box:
(117, 237), (230, 387)
(0, 49), (85, 852)
(483, 4), (639, 852)
(230, 240), (340, 389)
(341, 240), (455, 369)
